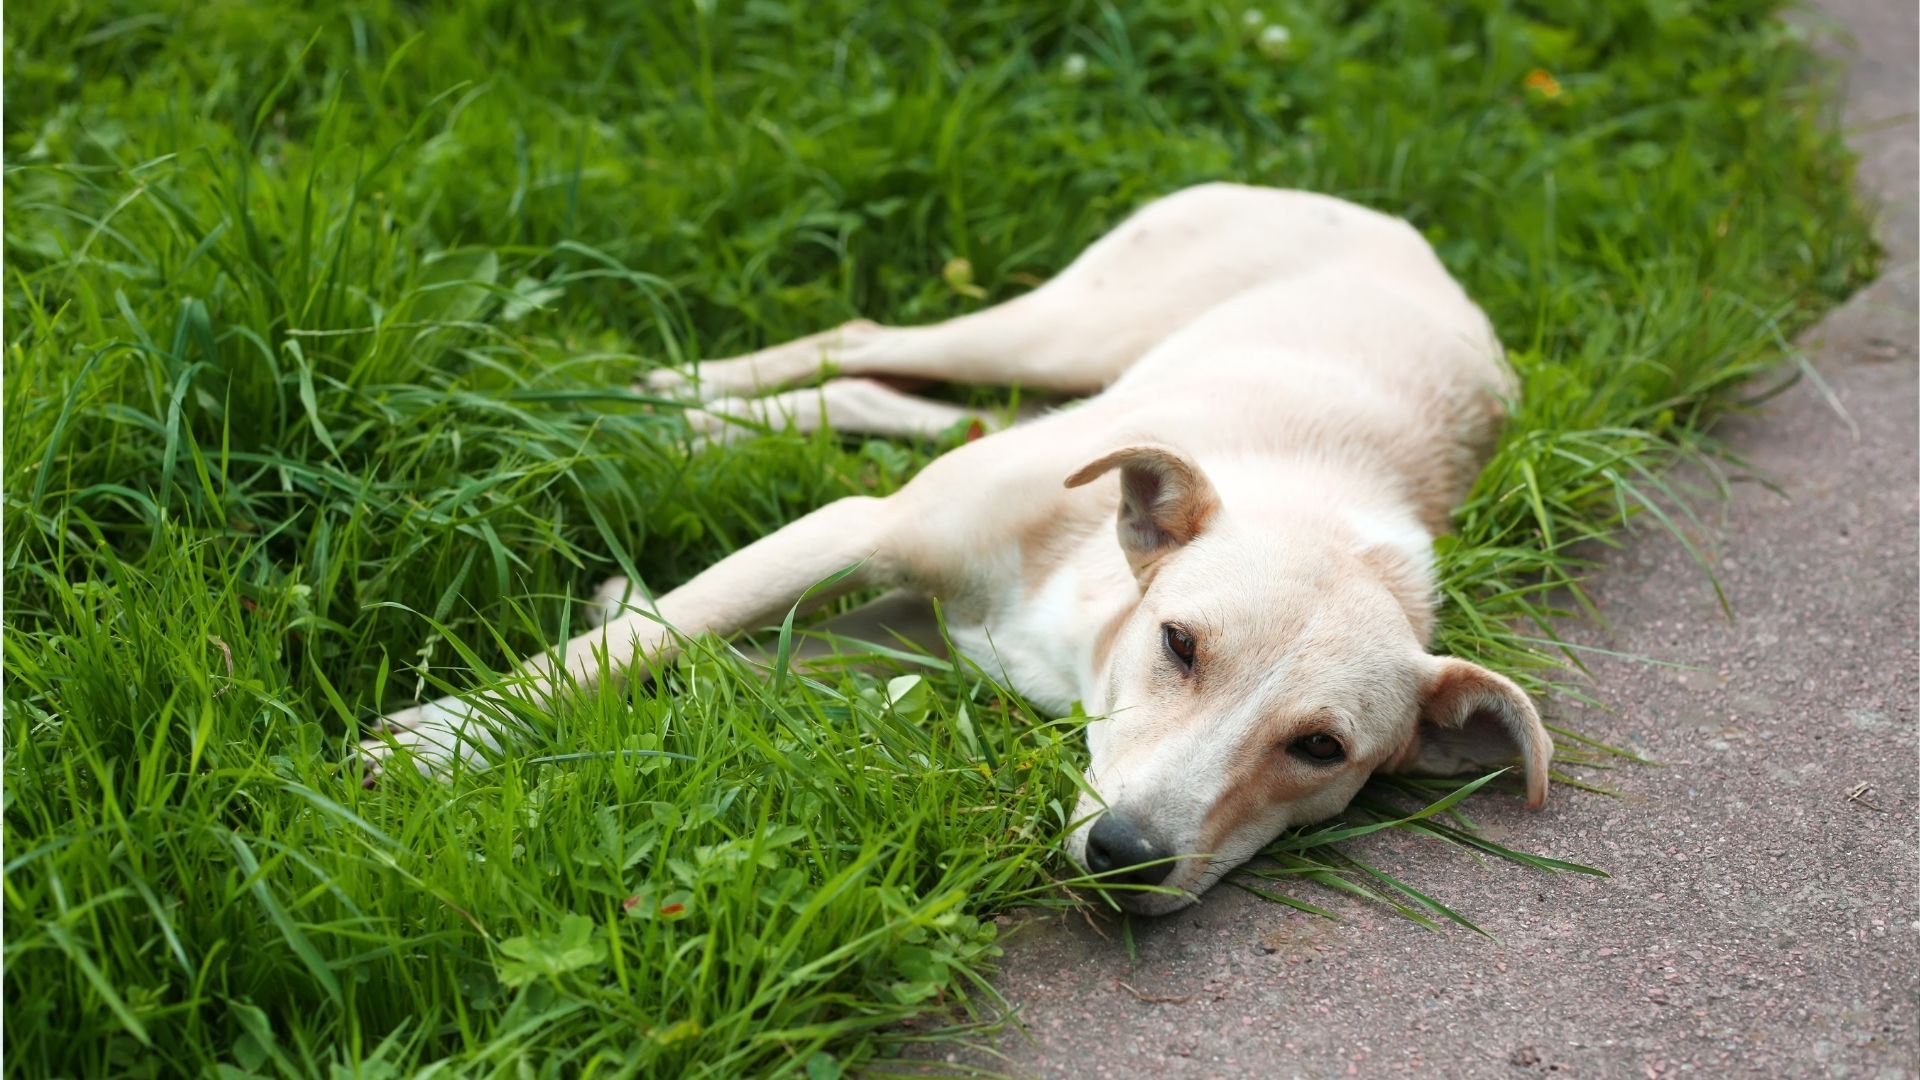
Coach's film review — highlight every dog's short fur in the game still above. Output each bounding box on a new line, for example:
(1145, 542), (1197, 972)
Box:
(364, 183), (1552, 914)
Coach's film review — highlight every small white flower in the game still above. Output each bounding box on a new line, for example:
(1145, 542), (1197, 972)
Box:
(1258, 24), (1292, 58)
(1061, 53), (1089, 82)
(1241, 9), (1266, 28)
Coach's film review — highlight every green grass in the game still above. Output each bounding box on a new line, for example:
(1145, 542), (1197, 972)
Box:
(2, 0), (1874, 1075)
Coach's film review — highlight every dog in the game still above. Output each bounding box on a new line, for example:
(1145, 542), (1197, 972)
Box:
(362, 183), (1553, 914)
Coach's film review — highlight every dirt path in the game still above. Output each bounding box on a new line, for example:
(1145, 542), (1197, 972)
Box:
(919, 2), (1918, 1075)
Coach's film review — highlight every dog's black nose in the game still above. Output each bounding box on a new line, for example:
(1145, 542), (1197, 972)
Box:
(1084, 811), (1175, 886)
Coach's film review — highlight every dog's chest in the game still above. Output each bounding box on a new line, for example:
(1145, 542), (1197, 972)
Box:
(946, 564), (1091, 714)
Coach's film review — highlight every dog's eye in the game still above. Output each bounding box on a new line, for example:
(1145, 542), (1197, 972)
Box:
(1162, 624), (1196, 671)
(1290, 733), (1345, 764)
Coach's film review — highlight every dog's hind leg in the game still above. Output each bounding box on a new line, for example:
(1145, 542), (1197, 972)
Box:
(642, 296), (1101, 402)
(360, 495), (903, 780)
(684, 378), (1001, 445)
(644, 185), (1413, 403)
(642, 193), (1230, 402)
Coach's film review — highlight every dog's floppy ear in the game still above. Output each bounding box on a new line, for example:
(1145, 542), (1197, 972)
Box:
(1386, 656), (1554, 808)
(1065, 443), (1220, 581)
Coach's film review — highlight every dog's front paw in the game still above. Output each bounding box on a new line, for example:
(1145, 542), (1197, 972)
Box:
(355, 697), (502, 787)
(588, 575), (653, 627)
(355, 728), (446, 787)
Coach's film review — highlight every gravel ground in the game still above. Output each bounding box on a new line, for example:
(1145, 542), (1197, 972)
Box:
(907, 1), (1918, 1075)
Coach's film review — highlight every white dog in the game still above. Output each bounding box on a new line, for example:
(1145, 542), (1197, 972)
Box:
(363, 183), (1553, 914)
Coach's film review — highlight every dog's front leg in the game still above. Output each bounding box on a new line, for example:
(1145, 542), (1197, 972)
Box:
(360, 495), (901, 780)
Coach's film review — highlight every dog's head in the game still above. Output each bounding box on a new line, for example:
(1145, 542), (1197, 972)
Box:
(1063, 443), (1551, 914)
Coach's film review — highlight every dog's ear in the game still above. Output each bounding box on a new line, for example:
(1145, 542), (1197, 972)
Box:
(1065, 443), (1220, 580)
(1386, 657), (1553, 808)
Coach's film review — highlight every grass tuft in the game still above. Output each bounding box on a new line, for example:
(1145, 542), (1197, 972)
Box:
(4, 0), (1873, 1075)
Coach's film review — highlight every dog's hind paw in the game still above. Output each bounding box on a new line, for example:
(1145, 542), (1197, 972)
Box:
(681, 397), (767, 447)
(637, 367), (699, 401)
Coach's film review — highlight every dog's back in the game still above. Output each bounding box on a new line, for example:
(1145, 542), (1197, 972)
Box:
(1105, 259), (1511, 533)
